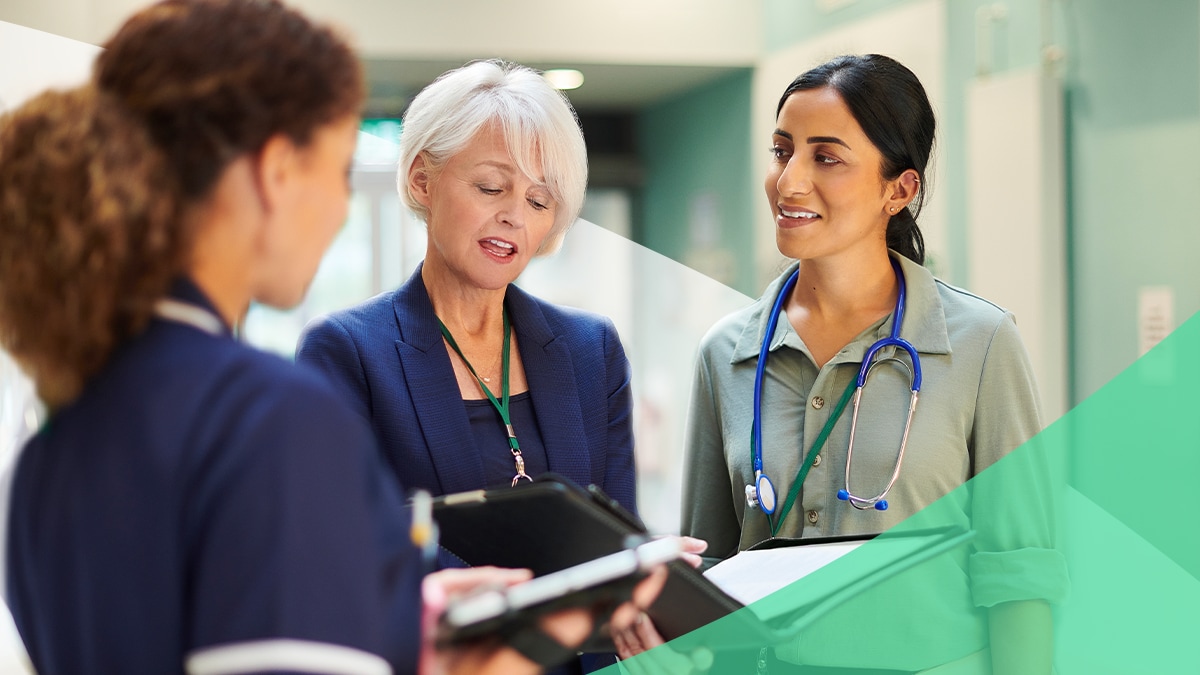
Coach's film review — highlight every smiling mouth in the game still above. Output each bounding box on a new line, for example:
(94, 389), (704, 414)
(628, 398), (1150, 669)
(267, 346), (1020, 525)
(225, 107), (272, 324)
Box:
(480, 238), (517, 258)
(779, 207), (820, 220)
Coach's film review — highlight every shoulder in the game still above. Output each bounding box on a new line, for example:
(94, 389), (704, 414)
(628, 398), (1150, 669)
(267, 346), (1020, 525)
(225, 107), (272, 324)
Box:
(509, 284), (618, 340)
(696, 299), (761, 366)
(302, 289), (398, 343)
(185, 346), (380, 495)
(106, 326), (372, 464)
(928, 279), (1031, 373)
(932, 278), (1015, 338)
(934, 279), (1009, 322)
(219, 341), (363, 428)
(695, 263), (793, 366)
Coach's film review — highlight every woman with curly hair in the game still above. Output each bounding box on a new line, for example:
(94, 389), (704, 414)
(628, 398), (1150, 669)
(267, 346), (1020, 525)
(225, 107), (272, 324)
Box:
(0, 1), (653, 673)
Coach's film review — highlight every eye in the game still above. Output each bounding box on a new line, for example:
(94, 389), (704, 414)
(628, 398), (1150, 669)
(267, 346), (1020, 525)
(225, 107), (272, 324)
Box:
(769, 145), (791, 161)
(476, 184), (502, 196)
(815, 153), (841, 166)
(527, 189), (554, 211)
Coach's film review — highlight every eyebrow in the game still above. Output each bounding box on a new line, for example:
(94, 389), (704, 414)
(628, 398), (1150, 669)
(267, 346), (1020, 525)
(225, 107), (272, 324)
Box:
(478, 160), (516, 172)
(807, 135), (851, 149)
(773, 129), (852, 150)
(477, 159), (550, 185)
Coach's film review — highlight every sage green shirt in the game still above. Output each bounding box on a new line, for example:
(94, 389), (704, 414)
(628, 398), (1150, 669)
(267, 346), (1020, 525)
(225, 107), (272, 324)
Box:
(681, 254), (1068, 669)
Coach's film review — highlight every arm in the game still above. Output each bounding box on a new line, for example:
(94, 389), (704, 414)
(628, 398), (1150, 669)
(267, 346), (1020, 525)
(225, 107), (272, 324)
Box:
(680, 345), (741, 568)
(988, 600), (1054, 675)
(969, 314), (1068, 675)
(601, 317), (638, 516)
(295, 315), (373, 423)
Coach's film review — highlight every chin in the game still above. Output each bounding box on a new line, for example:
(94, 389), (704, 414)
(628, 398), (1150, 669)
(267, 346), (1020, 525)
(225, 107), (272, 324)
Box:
(256, 283), (308, 311)
(775, 233), (810, 261)
(470, 265), (525, 292)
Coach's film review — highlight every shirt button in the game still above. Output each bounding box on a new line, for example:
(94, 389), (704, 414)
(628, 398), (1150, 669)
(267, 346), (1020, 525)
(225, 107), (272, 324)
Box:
(811, 396), (825, 409)
(812, 454), (821, 467)
(807, 510), (819, 524)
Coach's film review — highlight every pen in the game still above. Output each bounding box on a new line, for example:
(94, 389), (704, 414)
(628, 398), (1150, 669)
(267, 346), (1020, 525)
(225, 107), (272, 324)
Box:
(410, 489), (440, 572)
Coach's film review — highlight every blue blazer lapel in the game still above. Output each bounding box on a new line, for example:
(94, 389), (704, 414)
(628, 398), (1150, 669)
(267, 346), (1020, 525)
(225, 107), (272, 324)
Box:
(506, 285), (593, 489)
(392, 268), (487, 494)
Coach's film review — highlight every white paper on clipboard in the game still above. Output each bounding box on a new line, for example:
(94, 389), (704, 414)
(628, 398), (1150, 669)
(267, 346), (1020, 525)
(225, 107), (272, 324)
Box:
(703, 540), (864, 606)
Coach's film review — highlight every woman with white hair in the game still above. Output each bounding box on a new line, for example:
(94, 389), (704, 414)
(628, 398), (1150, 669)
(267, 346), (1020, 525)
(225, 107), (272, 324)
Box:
(298, 60), (697, 669)
(299, 58), (632, 515)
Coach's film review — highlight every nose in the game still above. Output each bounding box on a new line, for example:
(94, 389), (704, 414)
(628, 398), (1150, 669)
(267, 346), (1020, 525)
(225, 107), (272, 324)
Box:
(497, 191), (526, 229)
(775, 156), (812, 198)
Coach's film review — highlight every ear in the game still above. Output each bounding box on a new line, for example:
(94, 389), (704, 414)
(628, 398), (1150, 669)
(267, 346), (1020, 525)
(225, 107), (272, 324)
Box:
(884, 169), (921, 216)
(407, 152), (434, 208)
(252, 133), (300, 216)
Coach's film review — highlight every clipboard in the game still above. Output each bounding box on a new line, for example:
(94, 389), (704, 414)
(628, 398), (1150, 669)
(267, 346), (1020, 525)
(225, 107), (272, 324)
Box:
(430, 474), (973, 648)
(437, 537), (683, 646)
(709, 528), (976, 639)
(431, 474), (742, 642)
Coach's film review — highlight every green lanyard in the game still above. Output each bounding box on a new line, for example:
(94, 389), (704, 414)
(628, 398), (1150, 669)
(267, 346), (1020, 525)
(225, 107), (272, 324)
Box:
(754, 377), (857, 537)
(437, 310), (532, 486)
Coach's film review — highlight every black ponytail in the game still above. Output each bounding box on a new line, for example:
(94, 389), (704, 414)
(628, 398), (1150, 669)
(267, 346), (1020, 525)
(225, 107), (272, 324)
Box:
(886, 206), (926, 265)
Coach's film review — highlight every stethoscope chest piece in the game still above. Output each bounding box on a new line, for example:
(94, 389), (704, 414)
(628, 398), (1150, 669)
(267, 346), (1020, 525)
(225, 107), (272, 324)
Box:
(750, 472), (777, 514)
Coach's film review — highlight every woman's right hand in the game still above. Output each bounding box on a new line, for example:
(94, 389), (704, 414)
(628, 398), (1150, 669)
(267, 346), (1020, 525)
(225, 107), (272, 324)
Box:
(419, 566), (581, 675)
(421, 565), (670, 675)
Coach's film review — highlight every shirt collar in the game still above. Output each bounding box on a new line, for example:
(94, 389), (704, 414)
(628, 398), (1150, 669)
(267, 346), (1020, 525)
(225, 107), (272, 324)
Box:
(729, 251), (951, 365)
(160, 277), (234, 336)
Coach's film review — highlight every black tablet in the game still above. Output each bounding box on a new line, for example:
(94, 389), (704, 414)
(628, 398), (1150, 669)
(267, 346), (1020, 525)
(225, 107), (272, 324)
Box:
(438, 537), (683, 645)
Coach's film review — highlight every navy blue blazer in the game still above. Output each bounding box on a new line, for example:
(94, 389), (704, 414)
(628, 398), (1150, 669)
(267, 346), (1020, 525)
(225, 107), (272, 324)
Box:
(296, 265), (638, 515)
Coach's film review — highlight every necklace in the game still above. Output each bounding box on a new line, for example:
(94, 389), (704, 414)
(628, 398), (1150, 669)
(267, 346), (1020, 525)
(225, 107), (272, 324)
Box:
(480, 348), (500, 383)
(437, 310), (531, 486)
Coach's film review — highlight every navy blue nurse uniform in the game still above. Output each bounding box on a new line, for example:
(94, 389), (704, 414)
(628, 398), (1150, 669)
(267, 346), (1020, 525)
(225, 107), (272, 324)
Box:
(4, 280), (424, 675)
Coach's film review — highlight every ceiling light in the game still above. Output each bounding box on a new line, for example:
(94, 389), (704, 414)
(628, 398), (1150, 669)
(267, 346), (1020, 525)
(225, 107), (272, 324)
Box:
(544, 69), (584, 91)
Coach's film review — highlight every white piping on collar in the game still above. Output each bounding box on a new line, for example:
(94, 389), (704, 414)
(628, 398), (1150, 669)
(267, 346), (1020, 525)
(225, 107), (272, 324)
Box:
(153, 299), (226, 336)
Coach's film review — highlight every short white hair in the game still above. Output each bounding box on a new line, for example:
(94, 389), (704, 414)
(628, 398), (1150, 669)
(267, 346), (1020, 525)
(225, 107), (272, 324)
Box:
(397, 60), (588, 255)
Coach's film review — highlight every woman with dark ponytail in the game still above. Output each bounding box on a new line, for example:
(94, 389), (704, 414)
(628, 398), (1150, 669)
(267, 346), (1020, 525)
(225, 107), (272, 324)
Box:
(681, 55), (1065, 673)
(0, 1), (665, 673)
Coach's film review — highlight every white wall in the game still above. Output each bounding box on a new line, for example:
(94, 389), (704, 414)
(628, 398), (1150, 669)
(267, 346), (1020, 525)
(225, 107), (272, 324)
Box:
(0, 0), (761, 65)
(967, 69), (1068, 421)
(0, 20), (100, 112)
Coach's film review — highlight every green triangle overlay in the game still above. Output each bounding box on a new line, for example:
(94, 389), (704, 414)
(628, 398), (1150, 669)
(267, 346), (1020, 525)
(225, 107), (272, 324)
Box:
(608, 309), (1200, 672)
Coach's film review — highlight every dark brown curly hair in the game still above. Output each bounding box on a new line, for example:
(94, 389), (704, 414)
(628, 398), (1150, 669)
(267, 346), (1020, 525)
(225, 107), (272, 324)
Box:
(0, 0), (364, 408)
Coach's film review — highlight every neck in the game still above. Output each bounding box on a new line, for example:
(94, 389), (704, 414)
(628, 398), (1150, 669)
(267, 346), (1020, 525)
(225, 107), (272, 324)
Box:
(421, 256), (507, 337)
(185, 209), (254, 328)
(789, 248), (897, 319)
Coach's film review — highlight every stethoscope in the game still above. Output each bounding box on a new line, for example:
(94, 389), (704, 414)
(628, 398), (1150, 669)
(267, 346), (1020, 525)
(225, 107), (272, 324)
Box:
(747, 257), (921, 531)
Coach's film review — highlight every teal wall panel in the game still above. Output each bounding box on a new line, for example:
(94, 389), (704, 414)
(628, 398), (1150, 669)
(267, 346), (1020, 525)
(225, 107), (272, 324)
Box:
(1064, 0), (1200, 403)
(636, 70), (757, 296)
